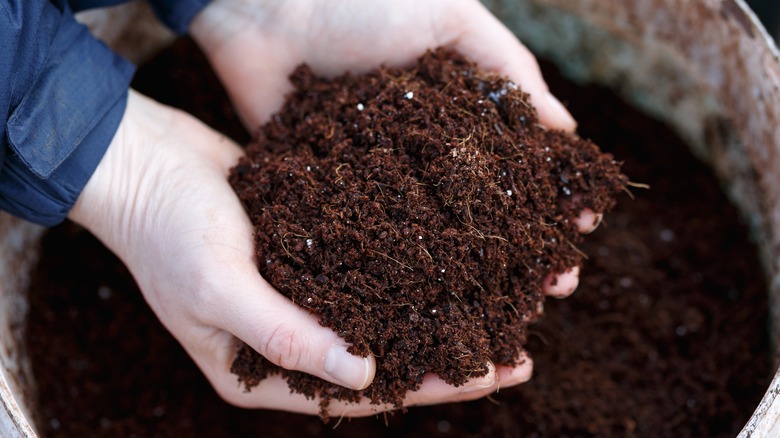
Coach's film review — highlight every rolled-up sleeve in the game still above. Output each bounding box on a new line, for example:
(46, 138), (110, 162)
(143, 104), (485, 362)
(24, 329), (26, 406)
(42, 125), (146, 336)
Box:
(0, 0), (134, 226)
(0, 0), (211, 226)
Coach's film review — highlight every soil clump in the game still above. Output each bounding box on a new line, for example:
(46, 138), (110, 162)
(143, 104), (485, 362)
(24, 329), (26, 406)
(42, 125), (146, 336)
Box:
(228, 48), (626, 409)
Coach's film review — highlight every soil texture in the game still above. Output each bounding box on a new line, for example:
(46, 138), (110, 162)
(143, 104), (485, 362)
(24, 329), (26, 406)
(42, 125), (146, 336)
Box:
(229, 48), (626, 409)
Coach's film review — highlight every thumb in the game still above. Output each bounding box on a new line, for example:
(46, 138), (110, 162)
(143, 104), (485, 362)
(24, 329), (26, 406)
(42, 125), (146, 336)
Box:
(209, 269), (376, 391)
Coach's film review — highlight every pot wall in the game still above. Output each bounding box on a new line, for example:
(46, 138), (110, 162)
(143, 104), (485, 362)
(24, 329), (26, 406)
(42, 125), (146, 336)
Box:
(0, 215), (44, 438)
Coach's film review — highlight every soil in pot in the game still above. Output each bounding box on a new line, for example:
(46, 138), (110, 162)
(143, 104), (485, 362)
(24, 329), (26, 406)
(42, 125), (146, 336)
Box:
(24, 39), (771, 437)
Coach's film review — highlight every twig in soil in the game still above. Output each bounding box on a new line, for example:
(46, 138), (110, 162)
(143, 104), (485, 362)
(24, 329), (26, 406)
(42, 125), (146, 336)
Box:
(622, 181), (650, 200)
(279, 234), (304, 264)
(626, 181), (650, 189)
(566, 239), (589, 259)
(332, 413), (346, 430)
(367, 249), (413, 270)
(447, 101), (477, 119)
(324, 116), (335, 140)
(485, 394), (501, 405)
(495, 296), (520, 316)
(528, 329), (550, 346)
(334, 163), (349, 184)
(415, 243), (434, 263)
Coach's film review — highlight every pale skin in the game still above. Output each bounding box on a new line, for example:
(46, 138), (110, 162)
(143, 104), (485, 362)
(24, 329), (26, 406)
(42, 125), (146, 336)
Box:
(69, 0), (600, 417)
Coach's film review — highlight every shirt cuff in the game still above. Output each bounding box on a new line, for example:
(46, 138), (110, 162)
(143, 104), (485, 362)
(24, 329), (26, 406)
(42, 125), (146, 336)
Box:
(0, 2), (133, 226)
(0, 96), (127, 227)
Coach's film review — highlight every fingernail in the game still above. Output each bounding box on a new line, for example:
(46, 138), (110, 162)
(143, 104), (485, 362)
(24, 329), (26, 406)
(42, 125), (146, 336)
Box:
(461, 377), (497, 393)
(575, 209), (601, 234)
(501, 367), (533, 386)
(546, 93), (577, 131)
(461, 362), (497, 393)
(546, 266), (580, 299)
(324, 344), (372, 390)
(508, 354), (534, 384)
(591, 213), (603, 232)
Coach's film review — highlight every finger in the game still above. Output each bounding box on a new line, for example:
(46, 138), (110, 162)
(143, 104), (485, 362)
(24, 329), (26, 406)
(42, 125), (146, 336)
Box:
(205, 267), (376, 391)
(562, 192), (605, 234)
(338, 358), (531, 412)
(206, 369), (327, 412)
(574, 208), (603, 234)
(170, 108), (245, 171)
(207, 364), (498, 414)
(543, 266), (580, 298)
(224, 49), (296, 128)
(201, 34), (299, 128)
(211, 359), (532, 417)
(129, 90), (245, 172)
(405, 361), (500, 406)
(495, 351), (534, 390)
(444, 1), (576, 132)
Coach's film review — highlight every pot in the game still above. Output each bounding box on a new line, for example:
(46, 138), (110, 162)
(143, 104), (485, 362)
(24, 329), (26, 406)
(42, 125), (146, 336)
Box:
(1, 0), (778, 435)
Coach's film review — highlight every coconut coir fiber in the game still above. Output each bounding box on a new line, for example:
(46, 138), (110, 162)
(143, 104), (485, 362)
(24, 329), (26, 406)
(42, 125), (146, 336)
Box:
(26, 39), (771, 437)
(228, 48), (626, 409)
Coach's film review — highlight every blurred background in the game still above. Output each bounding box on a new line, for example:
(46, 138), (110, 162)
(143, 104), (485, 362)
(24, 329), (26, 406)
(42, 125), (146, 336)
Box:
(748, 0), (780, 40)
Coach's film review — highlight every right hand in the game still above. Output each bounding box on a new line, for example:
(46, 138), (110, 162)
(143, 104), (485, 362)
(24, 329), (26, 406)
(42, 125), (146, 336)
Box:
(68, 90), (538, 416)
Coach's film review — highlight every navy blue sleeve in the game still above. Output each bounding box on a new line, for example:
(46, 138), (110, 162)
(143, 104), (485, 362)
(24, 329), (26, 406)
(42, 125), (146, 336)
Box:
(0, 1), (134, 226)
(69, 0), (211, 35)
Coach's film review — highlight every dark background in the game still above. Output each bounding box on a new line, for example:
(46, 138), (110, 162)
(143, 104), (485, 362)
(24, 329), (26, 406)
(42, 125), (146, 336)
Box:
(748, 0), (780, 39)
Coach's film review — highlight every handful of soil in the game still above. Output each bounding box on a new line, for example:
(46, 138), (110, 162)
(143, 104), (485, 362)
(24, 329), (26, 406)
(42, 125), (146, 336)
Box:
(229, 48), (626, 411)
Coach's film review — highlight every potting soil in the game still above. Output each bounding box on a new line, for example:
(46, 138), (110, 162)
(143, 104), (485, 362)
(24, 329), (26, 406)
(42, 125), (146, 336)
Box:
(228, 48), (626, 410)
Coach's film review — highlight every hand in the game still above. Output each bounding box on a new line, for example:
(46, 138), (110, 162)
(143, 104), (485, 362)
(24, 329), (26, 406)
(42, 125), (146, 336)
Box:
(70, 90), (538, 416)
(190, 0), (577, 133)
(179, 0), (600, 414)
(68, 91), (365, 413)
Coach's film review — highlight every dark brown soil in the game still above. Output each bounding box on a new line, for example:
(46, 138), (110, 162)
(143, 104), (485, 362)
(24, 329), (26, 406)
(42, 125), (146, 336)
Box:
(25, 38), (771, 437)
(229, 48), (626, 409)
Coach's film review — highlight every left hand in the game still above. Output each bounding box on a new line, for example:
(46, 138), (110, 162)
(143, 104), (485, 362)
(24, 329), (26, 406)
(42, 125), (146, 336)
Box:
(189, 0), (577, 132)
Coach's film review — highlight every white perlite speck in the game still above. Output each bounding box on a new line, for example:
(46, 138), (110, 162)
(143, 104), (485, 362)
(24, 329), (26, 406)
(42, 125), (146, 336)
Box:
(357, 103), (364, 111)
(404, 91), (414, 99)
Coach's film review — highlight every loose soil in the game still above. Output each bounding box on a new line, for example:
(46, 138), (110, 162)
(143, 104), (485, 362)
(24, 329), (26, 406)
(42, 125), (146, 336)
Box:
(24, 39), (771, 437)
(228, 48), (625, 410)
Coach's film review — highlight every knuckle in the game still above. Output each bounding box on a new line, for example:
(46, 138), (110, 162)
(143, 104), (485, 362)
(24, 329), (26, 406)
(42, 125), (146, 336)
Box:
(260, 325), (307, 371)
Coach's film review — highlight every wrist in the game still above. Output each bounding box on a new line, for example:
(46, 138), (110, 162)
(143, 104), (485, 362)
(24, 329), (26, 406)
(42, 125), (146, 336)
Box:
(69, 89), (244, 269)
(68, 91), (167, 260)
